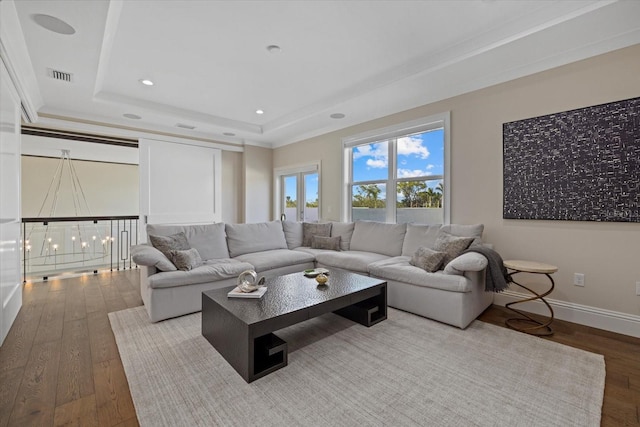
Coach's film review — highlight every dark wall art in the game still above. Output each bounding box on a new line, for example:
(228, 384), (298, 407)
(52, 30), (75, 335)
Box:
(503, 97), (640, 222)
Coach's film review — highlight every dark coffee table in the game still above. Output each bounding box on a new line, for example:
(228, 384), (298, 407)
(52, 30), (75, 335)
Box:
(202, 269), (387, 383)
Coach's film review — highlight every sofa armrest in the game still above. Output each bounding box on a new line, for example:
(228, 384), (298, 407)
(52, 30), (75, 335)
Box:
(443, 252), (487, 275)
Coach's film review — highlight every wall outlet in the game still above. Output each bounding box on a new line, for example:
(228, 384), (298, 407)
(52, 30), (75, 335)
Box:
(636, 281), (640, 296)
(573, 273), (585, 287)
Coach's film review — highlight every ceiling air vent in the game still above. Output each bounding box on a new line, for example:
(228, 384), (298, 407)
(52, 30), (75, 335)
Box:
(47, 68), (73, 82)
(176, 123), (196, 130)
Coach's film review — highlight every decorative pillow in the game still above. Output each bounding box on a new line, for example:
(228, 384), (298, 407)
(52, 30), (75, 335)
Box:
(311, 235), (341, 251)
(331, 222), (355, 251)
(282, 221), (304, 249)
(302, 222), (332, 247)
(148, 232), (190, 261)
(409, 246), (446, 272)
(170, 248), (202, 271)
(130, 244), (177, 272)
(433, 232), (475, 266)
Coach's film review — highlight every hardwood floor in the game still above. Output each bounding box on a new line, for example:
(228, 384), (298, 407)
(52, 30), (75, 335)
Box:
(1, 270), (638, 426)
(0, 270), (141, 427)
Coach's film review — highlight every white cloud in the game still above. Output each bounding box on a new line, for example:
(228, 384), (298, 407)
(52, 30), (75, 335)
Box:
(366, 159), (387, 168)
(353, 141), (388, 160)
(354, 141), (389, 169)
(398, 168), (433, 178)
(397, 136), (429, 159)
(426, 164), (435, 170)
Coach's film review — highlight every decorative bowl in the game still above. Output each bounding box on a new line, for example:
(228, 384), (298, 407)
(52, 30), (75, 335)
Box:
(315, 273), (328, 285)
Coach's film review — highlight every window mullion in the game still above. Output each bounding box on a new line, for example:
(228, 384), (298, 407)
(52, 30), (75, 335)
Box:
(387, 138), (396, 223)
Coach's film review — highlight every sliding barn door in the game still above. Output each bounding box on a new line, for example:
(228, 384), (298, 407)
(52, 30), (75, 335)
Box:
(139, 138), (222, 242)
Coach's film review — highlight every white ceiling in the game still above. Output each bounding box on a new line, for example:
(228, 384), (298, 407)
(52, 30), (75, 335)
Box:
(12, 0), (640, 148)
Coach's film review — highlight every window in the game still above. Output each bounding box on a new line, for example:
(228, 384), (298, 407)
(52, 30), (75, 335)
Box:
(342, 113), (450, 224)
(274, 163), (320, 222)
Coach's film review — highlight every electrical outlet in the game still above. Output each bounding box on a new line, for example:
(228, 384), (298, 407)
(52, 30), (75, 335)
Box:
(636, 281), (640, 296)
(574, 273), (585, 287)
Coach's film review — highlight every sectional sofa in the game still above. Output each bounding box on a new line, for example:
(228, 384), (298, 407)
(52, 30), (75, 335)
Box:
(132, 220), (493, 328)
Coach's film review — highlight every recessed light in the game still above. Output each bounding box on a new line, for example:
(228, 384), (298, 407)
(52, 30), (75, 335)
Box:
(223, 132), (236, 137)
(266, 45), (281, 53)
(123, 113), (141, 120)
(32, 14), (76, 35)
(176, 123), (196, 130)
(139, 79), (154, 86)
(330, 113), (346, 119)
(256, 109), (264, 115)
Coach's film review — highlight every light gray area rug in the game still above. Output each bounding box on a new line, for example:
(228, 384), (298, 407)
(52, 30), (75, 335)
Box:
(109, 307), (605, 427)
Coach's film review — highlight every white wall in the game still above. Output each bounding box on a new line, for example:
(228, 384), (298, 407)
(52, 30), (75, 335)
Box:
(221, 150), (243, 224)
(21, 156), (139, 217)
(274, 44), (640, 321)
(243, 145), (272, 223)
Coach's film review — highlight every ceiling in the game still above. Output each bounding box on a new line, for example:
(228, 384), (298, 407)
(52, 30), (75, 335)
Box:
(11, 0), (640, 148)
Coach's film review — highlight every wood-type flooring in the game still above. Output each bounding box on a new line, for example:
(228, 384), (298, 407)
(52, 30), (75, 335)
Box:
(0, 270), (638, 426)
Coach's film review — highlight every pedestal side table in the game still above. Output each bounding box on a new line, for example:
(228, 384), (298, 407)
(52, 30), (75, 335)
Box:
(504, 260), (558, 336)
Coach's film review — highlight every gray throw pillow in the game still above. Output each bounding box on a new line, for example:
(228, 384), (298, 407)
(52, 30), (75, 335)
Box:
(433, 232), (475, 266)
(302, 222), (332, 247)
(311, 235), (341, 251)
(131, 244), (177, 272)
(409, 246), (446, 272)
(170, 248), (202, 271)
(149, 232), (190, 261)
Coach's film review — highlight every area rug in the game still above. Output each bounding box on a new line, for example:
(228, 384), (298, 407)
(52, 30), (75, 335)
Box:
(109, 307), (605, 427)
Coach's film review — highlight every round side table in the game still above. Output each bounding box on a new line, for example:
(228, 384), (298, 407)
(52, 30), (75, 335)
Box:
(504, 260), (558, 336)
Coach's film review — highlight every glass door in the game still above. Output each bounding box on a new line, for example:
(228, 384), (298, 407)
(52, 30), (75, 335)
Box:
(302, 172), (319, 222)
(282, 175), (298, 221)
(281, 172), (319, 222)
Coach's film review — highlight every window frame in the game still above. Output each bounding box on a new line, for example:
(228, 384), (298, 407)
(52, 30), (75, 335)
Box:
(342, 112), (450, 224)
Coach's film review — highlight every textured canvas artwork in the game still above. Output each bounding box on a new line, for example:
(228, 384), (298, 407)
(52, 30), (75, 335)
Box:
(503, 97), (640, 222)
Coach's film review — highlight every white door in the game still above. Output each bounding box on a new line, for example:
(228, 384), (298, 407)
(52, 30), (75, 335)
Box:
(0, 60), (22, 345)
(139, 138), (222, 241)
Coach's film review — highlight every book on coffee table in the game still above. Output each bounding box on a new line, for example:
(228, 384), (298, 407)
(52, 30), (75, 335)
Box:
(227, 286), (267, 299)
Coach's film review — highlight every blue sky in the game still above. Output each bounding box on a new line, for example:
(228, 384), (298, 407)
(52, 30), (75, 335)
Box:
(353, 129), (444, 183)
(285, 129), (443, 205)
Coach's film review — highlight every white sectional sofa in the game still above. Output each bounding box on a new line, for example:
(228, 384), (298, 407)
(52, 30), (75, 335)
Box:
(133, 220), (493, 327)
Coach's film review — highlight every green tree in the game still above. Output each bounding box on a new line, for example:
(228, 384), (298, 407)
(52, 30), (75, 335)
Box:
(285, 196), (296, 208)
(397, 181), (426, 207)
(353, 184), (385, 208)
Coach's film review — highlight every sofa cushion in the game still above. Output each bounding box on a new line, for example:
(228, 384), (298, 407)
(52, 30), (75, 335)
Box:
(293, 247), (333, 257)
(315, 250), (389, 273)
(148, 232), (190, 264)
(443, 252), (488, 276)
(146, 223), (229, 260)
(225, 221), (288, 257)
(409, 246), (446, 273)
(282, 221), (303, 249)
(439, 223), (484, 246)
(331, 222), (355, 251)
(131, 244), (177, 272)
(147, 259), (253, 289)
(302, 222), (332, 247)
(170, 248), (202, 271)
(312, 235), (341, 251)
(369, 258), (472, 293)
(401, 223), (442, 256)
(434, 233), (475, 266)
(350, 221), (406, 256)
(234, 249), (315, 272)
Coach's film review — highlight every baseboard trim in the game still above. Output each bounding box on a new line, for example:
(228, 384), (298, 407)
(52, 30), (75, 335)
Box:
(493, 290), (640, 338)
(1, 283), (22, 346)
